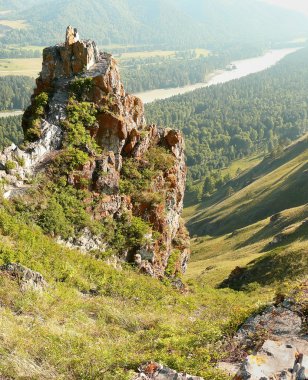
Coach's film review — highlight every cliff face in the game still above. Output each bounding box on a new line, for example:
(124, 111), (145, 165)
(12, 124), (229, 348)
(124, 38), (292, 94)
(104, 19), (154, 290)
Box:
(0, 27), (189, 278)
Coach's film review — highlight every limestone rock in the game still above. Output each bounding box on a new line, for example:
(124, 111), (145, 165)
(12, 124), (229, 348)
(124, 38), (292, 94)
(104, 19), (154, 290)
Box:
(1, 263), (47, 292)
(0, 121), (62, 198)
(57, 228), (106, 253)
(235, 306), (303, 344)
(133, 362), (204, 380)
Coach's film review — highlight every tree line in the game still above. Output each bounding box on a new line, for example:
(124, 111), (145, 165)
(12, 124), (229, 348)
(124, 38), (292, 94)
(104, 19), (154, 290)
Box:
(0, 115), (23, 150)
(0, 76), (34, 110)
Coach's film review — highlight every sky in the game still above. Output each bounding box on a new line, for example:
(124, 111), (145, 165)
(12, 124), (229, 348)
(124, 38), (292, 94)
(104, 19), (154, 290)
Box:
(262, 0), (308, 16)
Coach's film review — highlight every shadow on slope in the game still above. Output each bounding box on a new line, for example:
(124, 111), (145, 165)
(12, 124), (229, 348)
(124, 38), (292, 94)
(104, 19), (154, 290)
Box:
(236, 204), (308, 249)
(219, 220), (308, 290)
(219, 245), (308, 290)
(187, 136), (308, 237)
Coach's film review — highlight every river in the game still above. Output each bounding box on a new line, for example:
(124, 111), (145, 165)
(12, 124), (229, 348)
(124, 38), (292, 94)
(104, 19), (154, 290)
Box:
(0, 48), (300, 117)
(135, 47), (300, 104)
(0, 110), (24, 118)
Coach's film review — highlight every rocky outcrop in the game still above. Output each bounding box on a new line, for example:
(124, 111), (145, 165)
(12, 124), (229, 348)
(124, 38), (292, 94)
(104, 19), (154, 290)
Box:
(133, 362), (204, 380)
(0, 263), (47, 292)
(56, 227), (106, 253)
(221, 281), (308, 380)
(0, 26), (190, 278)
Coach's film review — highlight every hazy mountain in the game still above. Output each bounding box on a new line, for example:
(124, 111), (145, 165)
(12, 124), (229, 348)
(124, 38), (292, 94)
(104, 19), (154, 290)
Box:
(0, 0), (42, 10)
(2, 0), (308, 47)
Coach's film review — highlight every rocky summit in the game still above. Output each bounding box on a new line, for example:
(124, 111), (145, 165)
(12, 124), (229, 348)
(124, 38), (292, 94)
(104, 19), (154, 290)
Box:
(0, 26), (189, 278)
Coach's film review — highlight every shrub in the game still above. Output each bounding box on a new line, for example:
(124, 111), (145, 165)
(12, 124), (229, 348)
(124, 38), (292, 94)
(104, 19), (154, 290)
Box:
(165, 249), (181, 277)
(15, 156), (25, 167)
(113, 213), (152, 252)
(54, 147), (89, 174)
(5, 160), (16, 173)
(69, 77), (94, 101)
(62, 98), (100, 155)
(120, 147), (174, 202)
(145, 146), (175, 172)
(38, 198), (73, 238)
(24, 92), (48, 142)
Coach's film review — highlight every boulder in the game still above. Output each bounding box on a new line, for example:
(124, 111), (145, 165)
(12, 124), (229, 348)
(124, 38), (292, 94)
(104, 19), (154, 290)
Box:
(1, 263), (47, 292)
(229, 282), (308, 380)
(133, 362), (204, 380)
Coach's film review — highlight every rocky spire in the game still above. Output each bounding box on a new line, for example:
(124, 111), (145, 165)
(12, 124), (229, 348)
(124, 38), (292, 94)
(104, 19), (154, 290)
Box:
(0, 27), (190, 278)
(65, 25), (80, 46)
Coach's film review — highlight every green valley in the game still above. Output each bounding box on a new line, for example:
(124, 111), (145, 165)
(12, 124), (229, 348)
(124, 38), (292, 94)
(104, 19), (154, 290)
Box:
(0, 2), (307, 379)
(185, 134), (308, 289)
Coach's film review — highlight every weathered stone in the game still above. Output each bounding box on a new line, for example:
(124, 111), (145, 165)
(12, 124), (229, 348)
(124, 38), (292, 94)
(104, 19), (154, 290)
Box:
(134, 362), (204, 380)
(1, 263), (47, 292)
(65, 25), (76, 46)
(57, 228), (106, 253)
(0, 26), (190, 277)
(229, 283), (308, 380)
(93, 152), (120, 194)
(0, 121), (63, 198)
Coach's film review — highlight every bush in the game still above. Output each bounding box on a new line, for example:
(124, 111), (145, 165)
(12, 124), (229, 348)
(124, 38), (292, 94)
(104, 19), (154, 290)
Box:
(113, 213), (152, 252)
(5, 160), (16, 173)
(54, 147), (89, 175)
(24, 92), (48, 142)
(15, 156), (25, 167)
(38, 198), (73, 238)
(165, 249), (181, 277)
(62, 98), (100, 155)
(145, 146), (175, 172)
(69, 77), (94, 101)
(120, 146), (175, 203)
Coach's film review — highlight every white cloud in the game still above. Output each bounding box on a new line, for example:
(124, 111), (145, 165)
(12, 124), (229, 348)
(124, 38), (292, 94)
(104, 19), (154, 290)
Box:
(262, 0), (308, 16)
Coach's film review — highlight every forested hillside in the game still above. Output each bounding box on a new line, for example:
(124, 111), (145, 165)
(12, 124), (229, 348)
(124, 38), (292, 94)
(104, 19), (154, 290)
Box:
(146, 47), (308, 196)
(0, 115), (23, 149)
(1, 0), (307, 47)
(0, 76), (33, 110)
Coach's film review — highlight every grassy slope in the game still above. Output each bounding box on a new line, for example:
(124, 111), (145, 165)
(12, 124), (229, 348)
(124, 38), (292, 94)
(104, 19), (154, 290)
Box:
(185, 135), (308, 288)
(0, 199), (264, 380)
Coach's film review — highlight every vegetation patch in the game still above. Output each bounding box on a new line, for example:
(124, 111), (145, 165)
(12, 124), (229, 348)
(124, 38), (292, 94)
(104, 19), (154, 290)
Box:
(69, 77), (94, 101)
(24, 91), (48, 141)
(0, 201), (262, 380)
(120, 146), (175, 205)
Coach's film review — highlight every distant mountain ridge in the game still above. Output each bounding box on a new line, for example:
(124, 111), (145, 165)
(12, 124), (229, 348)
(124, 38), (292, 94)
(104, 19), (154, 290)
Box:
(1, 0), (308, 47)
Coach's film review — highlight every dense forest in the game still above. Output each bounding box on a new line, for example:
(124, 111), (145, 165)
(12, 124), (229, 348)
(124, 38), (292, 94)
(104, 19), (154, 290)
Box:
(1, 0), (307, 48)
(0, 115), (23, 149)
(0, 46), (41, 58)
(145, 48), (308, 197)
(0, 76), (33, 110)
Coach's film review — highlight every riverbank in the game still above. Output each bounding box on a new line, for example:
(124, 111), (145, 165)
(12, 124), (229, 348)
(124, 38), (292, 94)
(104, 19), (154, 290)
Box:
(136, 47), (300, 104)
(0, 110), (23, 118)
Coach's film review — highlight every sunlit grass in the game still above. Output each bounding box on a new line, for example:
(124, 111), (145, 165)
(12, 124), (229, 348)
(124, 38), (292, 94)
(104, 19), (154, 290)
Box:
(0, 19), (28, 29)
(0, 58), (41, 77)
